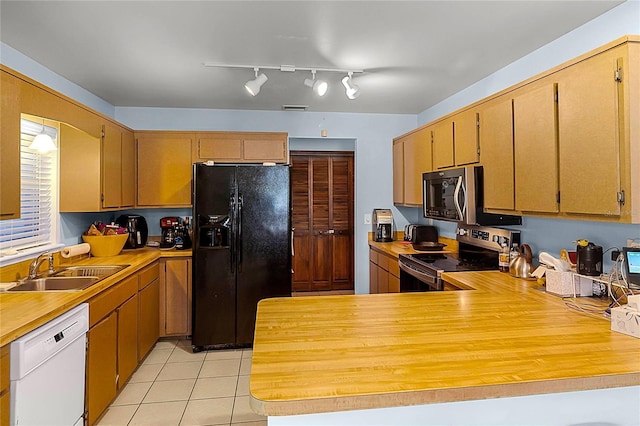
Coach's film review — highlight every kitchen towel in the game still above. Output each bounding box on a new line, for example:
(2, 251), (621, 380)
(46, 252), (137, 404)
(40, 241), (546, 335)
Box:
(61, 243), (90, 258)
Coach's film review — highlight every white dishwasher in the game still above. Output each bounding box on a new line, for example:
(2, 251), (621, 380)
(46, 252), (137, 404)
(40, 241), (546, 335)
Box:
(10, 303), (89, 426)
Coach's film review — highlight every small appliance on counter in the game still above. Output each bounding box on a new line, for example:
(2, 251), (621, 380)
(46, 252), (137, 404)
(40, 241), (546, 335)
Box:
(410, 225), (445, 251)
(115, 214), (148, 249)
(160, 216), (180, 249)
(576, 241), (603, 276)
(403, 224), (417, 241)
(372, 209), (393, 242)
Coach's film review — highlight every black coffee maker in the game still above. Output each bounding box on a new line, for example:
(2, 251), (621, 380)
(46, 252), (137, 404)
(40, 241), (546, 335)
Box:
(577, 242), (603, 276)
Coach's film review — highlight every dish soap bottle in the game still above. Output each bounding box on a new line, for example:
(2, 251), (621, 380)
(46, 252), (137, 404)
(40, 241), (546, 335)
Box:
(499, 243), (510, 272)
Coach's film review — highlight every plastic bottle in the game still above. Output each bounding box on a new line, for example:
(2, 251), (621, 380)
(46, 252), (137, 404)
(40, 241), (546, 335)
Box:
(499, 243), (510, 272)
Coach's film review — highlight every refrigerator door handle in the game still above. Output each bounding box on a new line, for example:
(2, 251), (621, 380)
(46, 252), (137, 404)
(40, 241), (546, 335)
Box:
(238, 193), (243, 272)
(230, 193), (236, 272)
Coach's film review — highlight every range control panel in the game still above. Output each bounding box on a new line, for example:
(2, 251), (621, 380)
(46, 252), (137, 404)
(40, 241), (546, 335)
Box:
(456, 225), (521, 252)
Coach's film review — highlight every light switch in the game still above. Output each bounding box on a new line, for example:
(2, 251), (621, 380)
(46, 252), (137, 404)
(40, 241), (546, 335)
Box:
(364, 214), (371, 225)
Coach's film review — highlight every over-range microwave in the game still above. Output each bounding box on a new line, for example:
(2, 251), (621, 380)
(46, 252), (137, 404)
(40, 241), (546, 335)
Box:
(422, 166), (522, 226)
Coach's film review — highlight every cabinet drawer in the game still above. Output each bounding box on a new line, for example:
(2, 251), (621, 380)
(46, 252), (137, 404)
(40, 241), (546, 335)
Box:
(89, 275), (138, 327)
(377, 254), (389, 271)
(0, 345), (8, 392)
(387, 257), (400, 278)
(138, 262), (159, 290)
(369, 249), (378, 265)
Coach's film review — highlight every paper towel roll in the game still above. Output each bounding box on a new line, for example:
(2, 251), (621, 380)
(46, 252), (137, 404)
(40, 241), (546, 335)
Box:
(61, 243), (91, 258)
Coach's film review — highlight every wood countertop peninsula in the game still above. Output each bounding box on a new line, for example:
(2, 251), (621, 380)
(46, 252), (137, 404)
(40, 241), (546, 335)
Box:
(0, 247), (190, 346)
(249, 271), (640, 416)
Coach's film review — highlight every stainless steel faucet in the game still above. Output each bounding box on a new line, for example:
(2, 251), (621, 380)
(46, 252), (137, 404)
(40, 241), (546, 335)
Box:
(28, 252), (55, 279)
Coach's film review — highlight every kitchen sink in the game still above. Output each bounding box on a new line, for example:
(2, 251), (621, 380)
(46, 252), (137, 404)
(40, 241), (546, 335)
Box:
(51, 265), (128, 278)
(7, 264), (129, 292)
(8, 276), (100, 292)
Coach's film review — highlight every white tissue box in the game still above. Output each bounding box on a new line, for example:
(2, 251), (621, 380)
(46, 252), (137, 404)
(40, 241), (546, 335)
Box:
(611, 306), (640, 338)
(545, 269), (592, 297)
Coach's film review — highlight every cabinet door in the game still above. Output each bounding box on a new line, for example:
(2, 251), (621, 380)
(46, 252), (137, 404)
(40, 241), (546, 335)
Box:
(454, 109), (479, 165)
(86, 313), (117, 426)
(243, 137), (287, 162)
(432, 119), (454, 169)
(369, 260), (378, 294)
(117, 294), (138, 389)
(557, 47), (623, 216)
(136, 133), (193, 206)
(197, 136), (242, 161)
(102, 123), (122, 209)
(161, 258), (191, 336)
(388, 273), (400, 293)
(479, 97), (515, 210)
(513, 81), (559, 213)
(138, 278), (159, 361)
(377, 265), (389, 293)
(403, 128), (432, 205)
(59, 123), (102, 212)
(0, 71), (21, 220)
(392, 138), (404, 205)
(120, 129), (136, 208)
(0, 345), (9, 425)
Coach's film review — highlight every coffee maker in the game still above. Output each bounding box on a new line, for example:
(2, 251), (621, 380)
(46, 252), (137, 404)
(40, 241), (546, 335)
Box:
(160, 217), (180, 249)
(372, 209), (394, 242)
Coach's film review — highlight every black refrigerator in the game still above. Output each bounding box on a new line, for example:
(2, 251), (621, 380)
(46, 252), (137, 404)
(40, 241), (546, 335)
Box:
(192, 163), (291, 351)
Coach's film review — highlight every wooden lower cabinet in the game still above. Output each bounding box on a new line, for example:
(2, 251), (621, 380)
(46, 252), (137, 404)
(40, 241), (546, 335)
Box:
(138, 262), (160, 361)
(159, 257), (192, 337)
(86, 313), (118, 426)
(86, 263), (161, 426)
(369, 249), (400, 294)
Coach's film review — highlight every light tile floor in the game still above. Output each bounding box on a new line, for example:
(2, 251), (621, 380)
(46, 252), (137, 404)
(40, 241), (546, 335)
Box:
(96, 338), (266, 426)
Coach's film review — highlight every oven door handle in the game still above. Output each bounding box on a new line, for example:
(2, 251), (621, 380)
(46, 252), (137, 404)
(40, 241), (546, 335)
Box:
(398, 260), (440, 288)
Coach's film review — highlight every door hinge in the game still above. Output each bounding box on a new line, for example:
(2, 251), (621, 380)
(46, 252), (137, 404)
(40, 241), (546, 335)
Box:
(615, 68), (623, 83)
(556, 191), (561, 204)
(617, 190), (625, 205)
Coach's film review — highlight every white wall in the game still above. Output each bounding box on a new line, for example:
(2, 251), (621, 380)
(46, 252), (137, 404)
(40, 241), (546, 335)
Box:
(115, 107), (416, 293)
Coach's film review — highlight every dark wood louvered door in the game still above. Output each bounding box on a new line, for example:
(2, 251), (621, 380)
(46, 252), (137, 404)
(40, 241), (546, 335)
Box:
(291, 152), (354, 292)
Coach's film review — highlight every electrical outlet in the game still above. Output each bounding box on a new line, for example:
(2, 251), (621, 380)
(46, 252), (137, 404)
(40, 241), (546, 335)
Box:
(364, 214), (371, 225)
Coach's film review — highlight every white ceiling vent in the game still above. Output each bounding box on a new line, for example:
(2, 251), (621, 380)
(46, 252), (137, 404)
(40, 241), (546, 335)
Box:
(282, 105), (308, 111)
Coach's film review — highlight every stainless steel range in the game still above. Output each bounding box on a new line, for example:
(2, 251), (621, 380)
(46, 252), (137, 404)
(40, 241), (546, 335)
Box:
(398, 225), (520, 291)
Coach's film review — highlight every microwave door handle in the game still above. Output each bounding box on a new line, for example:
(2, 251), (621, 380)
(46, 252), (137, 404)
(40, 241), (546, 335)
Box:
(453, 176), (465, 221)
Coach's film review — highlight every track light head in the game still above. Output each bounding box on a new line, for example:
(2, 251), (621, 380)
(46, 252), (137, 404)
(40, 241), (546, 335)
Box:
(341, 72), (360, 100)
(303, 70), (328, 97)
(245, 68), (268, 96)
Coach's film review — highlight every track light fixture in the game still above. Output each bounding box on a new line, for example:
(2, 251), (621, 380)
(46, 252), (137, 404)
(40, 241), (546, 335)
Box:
(341, 72), (360, 100)
(244, 68), (268, 96)
(204, 62), (364, 100)
(303, 70), (328, 97)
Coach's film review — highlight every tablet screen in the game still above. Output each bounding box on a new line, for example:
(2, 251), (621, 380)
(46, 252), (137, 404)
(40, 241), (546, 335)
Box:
(623, 247), (640, 286)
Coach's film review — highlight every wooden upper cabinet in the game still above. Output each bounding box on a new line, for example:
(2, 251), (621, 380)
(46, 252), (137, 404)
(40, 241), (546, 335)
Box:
(392, 138), (404, 205)
(557, 46), (624, 217)
(101, 123), (122, 209)
(193, 132), (288, 163)
(59, 123), (102, 212)
(0, 71), (21, 220)
(479, 96), (515, 211)
(432, 119), (454, 169)
(513, 80), (559, 213)
(454, 109), (479, 165)
(121, 130), (136, 208)
(104, 125), (136, 209)
(403, 128), (432, 206)
(136, 132), (194, 207)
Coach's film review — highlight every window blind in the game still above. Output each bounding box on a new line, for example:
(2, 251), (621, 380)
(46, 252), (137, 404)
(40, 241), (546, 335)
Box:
(0, 119), (57, 254)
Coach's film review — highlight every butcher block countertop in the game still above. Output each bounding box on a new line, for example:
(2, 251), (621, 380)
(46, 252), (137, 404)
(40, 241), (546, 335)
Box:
(249, 271), (640, 416)
(0, 247), (190, 347)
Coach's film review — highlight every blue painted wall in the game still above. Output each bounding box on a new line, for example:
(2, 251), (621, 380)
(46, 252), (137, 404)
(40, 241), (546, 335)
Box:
(414, 1), (640, 271)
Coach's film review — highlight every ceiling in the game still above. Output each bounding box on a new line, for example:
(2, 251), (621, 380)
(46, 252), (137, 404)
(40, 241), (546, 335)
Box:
(0, 1), (624, 114)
